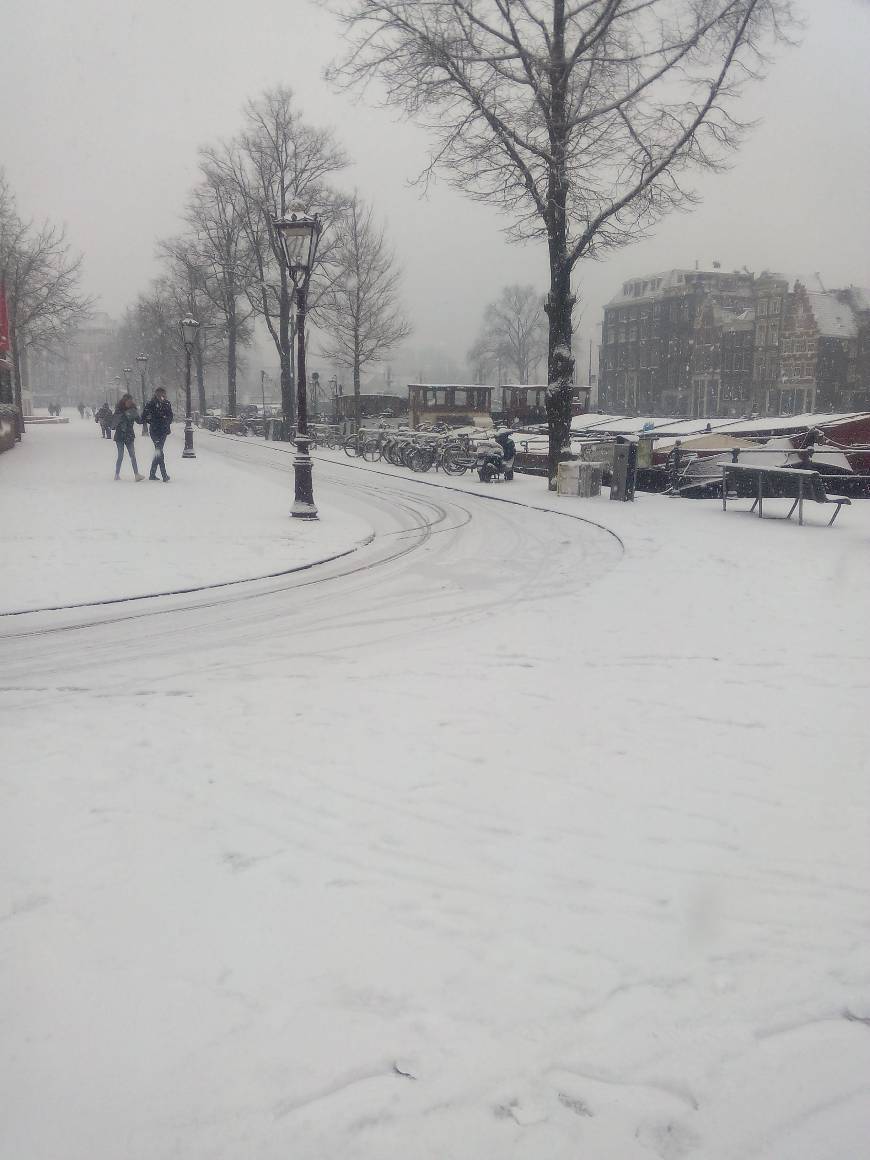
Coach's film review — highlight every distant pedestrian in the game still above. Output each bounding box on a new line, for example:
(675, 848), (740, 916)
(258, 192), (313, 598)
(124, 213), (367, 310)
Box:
(141, 387), (173, 482)
(77, 403), (85, 419)
(95, 402), (113, 438)
(111, 394), (144, 481)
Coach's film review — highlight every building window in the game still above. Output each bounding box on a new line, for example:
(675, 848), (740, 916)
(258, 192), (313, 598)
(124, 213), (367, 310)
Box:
(772, 298), (782, 315)
(768, 322), (779, 345)
(757, 300), (769, 316)
(757, 322), (767, 344)
(629, 326), (638, 341)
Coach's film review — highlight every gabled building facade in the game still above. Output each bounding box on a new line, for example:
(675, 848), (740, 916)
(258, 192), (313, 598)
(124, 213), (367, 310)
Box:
(598, 269), (756, 417)
(778, 283), (868, 414)
(600, 271), (870, 417)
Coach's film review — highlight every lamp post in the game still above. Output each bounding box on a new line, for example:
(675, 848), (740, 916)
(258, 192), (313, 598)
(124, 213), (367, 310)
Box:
(122, 366), (132, 397)
(274, 201), (322, 519)
(135, 351), (148, 408)
(179, 316), (199, 459)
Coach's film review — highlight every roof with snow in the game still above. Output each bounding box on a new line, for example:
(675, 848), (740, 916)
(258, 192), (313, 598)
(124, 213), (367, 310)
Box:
(846, 287), (870, 314)
(606, 270), (697, 306)
(807, 292), (858, 338)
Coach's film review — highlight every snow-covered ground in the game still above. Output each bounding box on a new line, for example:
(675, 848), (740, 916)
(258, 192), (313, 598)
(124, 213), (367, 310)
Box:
(2, 423), (869, 1160)
(0, 415), (370, 611)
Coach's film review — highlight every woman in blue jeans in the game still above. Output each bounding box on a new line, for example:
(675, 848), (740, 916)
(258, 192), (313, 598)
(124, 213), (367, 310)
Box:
(111, 394), (144, 481)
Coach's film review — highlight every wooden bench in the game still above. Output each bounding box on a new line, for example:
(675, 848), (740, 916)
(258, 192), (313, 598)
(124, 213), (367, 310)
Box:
(720, 463), (851, 526)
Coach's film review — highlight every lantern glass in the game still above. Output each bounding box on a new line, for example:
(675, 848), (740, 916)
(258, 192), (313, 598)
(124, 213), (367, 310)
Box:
(180, 317), (200, 348)
(274, 202), (320, 278)
(136, 352), (148, 365)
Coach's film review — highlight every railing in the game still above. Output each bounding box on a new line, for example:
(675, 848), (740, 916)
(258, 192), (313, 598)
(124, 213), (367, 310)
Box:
(667, 441), (870, 494)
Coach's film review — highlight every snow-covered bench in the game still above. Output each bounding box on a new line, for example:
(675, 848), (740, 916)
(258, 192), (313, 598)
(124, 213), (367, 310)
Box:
(720, 463), (850, 527)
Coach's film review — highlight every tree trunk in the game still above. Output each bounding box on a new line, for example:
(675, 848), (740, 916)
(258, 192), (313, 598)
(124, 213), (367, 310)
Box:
(279, 278), (295, 437)
(544, 258), (575, 484)
(353, 353), (361, 432)
(11, 329), (25, 433)
(195, 345), (206, 413)
(227, 301), (237, 418)
(543, 0), (575, 483)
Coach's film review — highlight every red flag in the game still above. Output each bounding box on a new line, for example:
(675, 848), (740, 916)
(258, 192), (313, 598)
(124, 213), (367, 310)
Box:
(0, 281), (10, 355)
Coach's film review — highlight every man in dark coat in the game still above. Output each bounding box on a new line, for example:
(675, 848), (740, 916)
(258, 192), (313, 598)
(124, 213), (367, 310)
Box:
(95, 402), (113, 438)
(141, 387), (174, 482)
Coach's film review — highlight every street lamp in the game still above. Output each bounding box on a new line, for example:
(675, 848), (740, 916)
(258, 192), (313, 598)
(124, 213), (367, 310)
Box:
(122, 366), (132, 396)
(135, 351), (148, 408)
(274, 201), (322, 519)
(179, 316), (199, 459)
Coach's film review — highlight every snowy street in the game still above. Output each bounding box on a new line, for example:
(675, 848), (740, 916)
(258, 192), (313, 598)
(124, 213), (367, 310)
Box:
(2, 421), (870, 1159)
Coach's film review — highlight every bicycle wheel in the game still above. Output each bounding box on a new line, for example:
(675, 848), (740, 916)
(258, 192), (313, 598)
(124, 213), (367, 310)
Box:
(362, 439), (382, 462)
(442, 448), (469, 475)
(344, 434), (362, 457)
(388, 440), (407, 466)
(410, 447), (435, 472)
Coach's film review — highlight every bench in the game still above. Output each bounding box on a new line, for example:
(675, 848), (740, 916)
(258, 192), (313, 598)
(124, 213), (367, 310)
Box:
(721, 463), (850, 526)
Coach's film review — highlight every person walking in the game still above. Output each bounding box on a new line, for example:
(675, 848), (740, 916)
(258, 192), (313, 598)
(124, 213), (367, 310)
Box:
(111, 394), (144, 481)
(140, 387), (173, 482)
(95, 402), (113, 438)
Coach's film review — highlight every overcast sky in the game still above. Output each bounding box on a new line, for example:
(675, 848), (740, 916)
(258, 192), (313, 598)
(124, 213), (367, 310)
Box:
(3, 0), (869, 384)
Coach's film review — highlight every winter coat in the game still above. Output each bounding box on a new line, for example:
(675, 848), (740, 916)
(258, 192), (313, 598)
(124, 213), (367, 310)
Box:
(142, 396), (173, 440)
(494, 431), (516, 461)
(112, 405), (140, 443)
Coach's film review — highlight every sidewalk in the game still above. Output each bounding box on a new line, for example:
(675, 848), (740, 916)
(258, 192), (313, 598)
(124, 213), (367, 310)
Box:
(0, 418), (371, 613)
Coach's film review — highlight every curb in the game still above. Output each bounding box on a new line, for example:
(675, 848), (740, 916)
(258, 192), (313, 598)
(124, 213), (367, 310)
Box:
(0, 533), (376, 618)
(210, 430), (627, 554)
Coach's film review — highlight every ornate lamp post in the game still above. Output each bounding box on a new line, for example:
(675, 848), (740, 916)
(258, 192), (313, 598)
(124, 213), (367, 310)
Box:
(179, 316), (200, 459)
(135, 351), (148, 408)
(122, 366), (132, 396)
(273, 201), (322, 519)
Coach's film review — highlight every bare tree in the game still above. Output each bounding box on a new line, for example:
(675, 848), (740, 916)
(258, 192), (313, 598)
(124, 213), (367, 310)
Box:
(328, 0), (795, 477)
(0, 171), (92, 416)
(316, 194), (412, 427)
(186, 159), (257, 417)
(156, 235), (225, 413)
(117, 281), (185, 409)
(209, 87), (348, 428)
(471, 284), (546, 385)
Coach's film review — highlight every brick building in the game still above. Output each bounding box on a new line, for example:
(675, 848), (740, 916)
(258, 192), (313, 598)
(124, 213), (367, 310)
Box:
(27, 312), (119, 407)
(598, 268), (756, 417)
(599, 270), (870, 417)
(751, 274), (789, 413)
(778, 283), (870, 414)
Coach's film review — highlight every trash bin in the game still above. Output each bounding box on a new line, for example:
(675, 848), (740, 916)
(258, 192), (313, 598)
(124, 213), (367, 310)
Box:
(557, 460), (581, 495)
(610, 440), (637, 501)
(579, 462), (602, 497)
(557, 460), (602, 497)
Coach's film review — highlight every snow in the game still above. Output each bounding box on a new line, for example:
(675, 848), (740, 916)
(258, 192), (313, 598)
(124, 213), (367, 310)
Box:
(0, 419), (370, 612)
(714, 412), (864, 434)
(806, 291), (858, 338)
(2, 423), (870, 1160)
